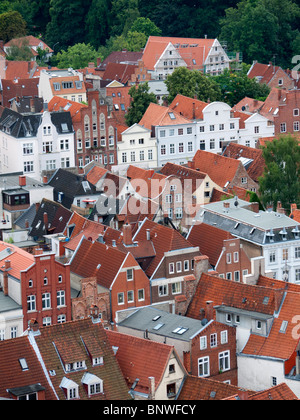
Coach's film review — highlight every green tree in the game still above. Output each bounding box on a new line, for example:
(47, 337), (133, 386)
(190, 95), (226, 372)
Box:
(54, 43), (100, 69)
(6, 38), (34, 61)
(85, 0), (111, 48)
(165, 67), (222, 104)
(125, 82), (157, 126)
(219, 0), (300, 68)
(8, 0), (51, 35)
(45, 0), (92, 50)
(130, 17), (161, 37)
(109, 0), (140, 37)
(213, 67), (270, 107)
(258, 135), (300, 210)
(0, 10), (27, 43)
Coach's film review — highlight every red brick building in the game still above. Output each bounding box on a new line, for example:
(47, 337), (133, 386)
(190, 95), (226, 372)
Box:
(274, 89), (300, 136)
(70, 237), (151, 323)
(20, 251), (71, 331)
(48, 90), (118, 170)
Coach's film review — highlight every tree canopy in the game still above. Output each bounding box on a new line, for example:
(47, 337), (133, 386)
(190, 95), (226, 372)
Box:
(0, 10), (27, 43)
(165, 67), (222, 104)
(125, 82), (157, 126)
(258, 135), (300, 210)
(54, 43), (100, 69)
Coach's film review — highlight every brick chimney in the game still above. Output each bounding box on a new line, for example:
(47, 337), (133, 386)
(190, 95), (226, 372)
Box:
(148, 377), (155, 400)
(123, 223), (133, 246)
(19, 175), (26, 187)
(277, 201), (285, 215)
(3, 260), (10, 296)
(183, 351), (191, 374)
(237, 389), (249, 400)
(193, 255), (209, 283)
(206, 300), (214, 321)
(250, 202), (260, 213)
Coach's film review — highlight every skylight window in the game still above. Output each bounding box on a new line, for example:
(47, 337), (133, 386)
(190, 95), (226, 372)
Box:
(279, 320), (288, 333)
(152, 315), (161, 321)
(172, 327), (188, 335)
(168, 112), (176, 120)
(153, 323), (164, 330)
(19, 358), (28, 371)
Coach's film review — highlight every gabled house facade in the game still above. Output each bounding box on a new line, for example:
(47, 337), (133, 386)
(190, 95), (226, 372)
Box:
(0, 107), (75, 181)
(142, 37), (230, 80)
(106, 329), (187, 400)
(69, 237), (151, 323)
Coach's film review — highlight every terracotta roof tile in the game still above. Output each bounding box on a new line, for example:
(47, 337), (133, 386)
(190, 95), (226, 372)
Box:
(106, 330), (176, 394)
(34, 318), (131, 400)
(169, 94), (208, 120)
(142, 36), (215, 71)
(0, 335), (57, 400)
(102, 63), (137, 84)
(187, 223), (233, 266)
(190, 150), (242, 188)
(223, 143), (265, 182)
(139, 102), (191, 130)
(48, 96), (87, 122)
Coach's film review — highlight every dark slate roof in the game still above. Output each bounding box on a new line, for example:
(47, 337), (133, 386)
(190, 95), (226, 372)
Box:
(0, 107), (41, 137)
(50, 111), (74, 134)
(14, 203), (37, 229)
(29, 198), (72, 239)
(48, 169), (98, 209)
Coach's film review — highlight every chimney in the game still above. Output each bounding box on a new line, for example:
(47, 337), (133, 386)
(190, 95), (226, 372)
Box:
(193, 255), (209, 283)
(43, 175), (48, 184)
(97, 57), (102, 67)
(250, 202), (260, 213)
(3, 260), (10, 296)
(237, 389), (249, 401)
(148, 377), (155, 400)
(123, 223), (133, 246)
(25, 219), (29, 229)
(28, 318), (40, 334)
(19, 175), (26, 187)
(223, 202), (230, 212)
(277, 201), (285, 215)
(43, 212), (48, 228)
(278, 89), (282, 100)
(291, 203), (297, 214)
(206, 300), (214, 321)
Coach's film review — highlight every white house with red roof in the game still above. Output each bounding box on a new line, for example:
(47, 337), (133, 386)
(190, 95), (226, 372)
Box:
(142, 36), (230, 80)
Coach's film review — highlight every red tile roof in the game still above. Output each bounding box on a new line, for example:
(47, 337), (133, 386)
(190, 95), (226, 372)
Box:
(106, 330), (180, 394)
(259, 87), (287, 121)
(233, 97), (264, 114)
(48, 96), (88, 122)
(70, 238), (128, 289)
(86, 166), (108, 185)
(0, 336), (57, 400)
(133, 218), (195, 278)
(190, 150), (242, 188)
(223, 143), (265, 182)
(142, 36), (215, 71)
(2, 78), (39, 107)
(102, 63), (137, 84)
(5, 36), (53, 53)
(33, 318), (131, 400)
(169, 94), (208, 120)
(187, 223), (233, 266)
(186, 273), (279, 320)
(139, 102), (191, 130)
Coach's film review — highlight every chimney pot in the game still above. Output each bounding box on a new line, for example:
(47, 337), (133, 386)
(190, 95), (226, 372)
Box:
(19, 175), (26, 187)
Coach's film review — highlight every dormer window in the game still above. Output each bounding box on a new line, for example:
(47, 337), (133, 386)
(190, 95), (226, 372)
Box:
(60, 377), (79, 400)
(81, 372), (103, 396)
(65, 360), (86, 372)
(93, 357), (103, 366)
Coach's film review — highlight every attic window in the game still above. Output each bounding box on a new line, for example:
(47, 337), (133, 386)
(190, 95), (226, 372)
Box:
(61, 123), (68, 132)
(82, 372), (103, 396)
(19, 358), (28, 371)
(263, 296), (269, 305)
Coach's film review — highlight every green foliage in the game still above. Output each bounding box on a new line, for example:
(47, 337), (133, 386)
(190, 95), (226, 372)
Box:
(219, 0), (300, 68)
(0, 10), (27, 43)
(213, 67), (270, 107)
(85, 0), (111, 48)
(165, 67), (222, 104)
(258, 135), (300, 210)
(130, 17), (161, 37)
(125, 82), (157, 126)
(109, 0), (140, 37)
(6, 38), (34, 61)
(54, 43), (100, 69)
